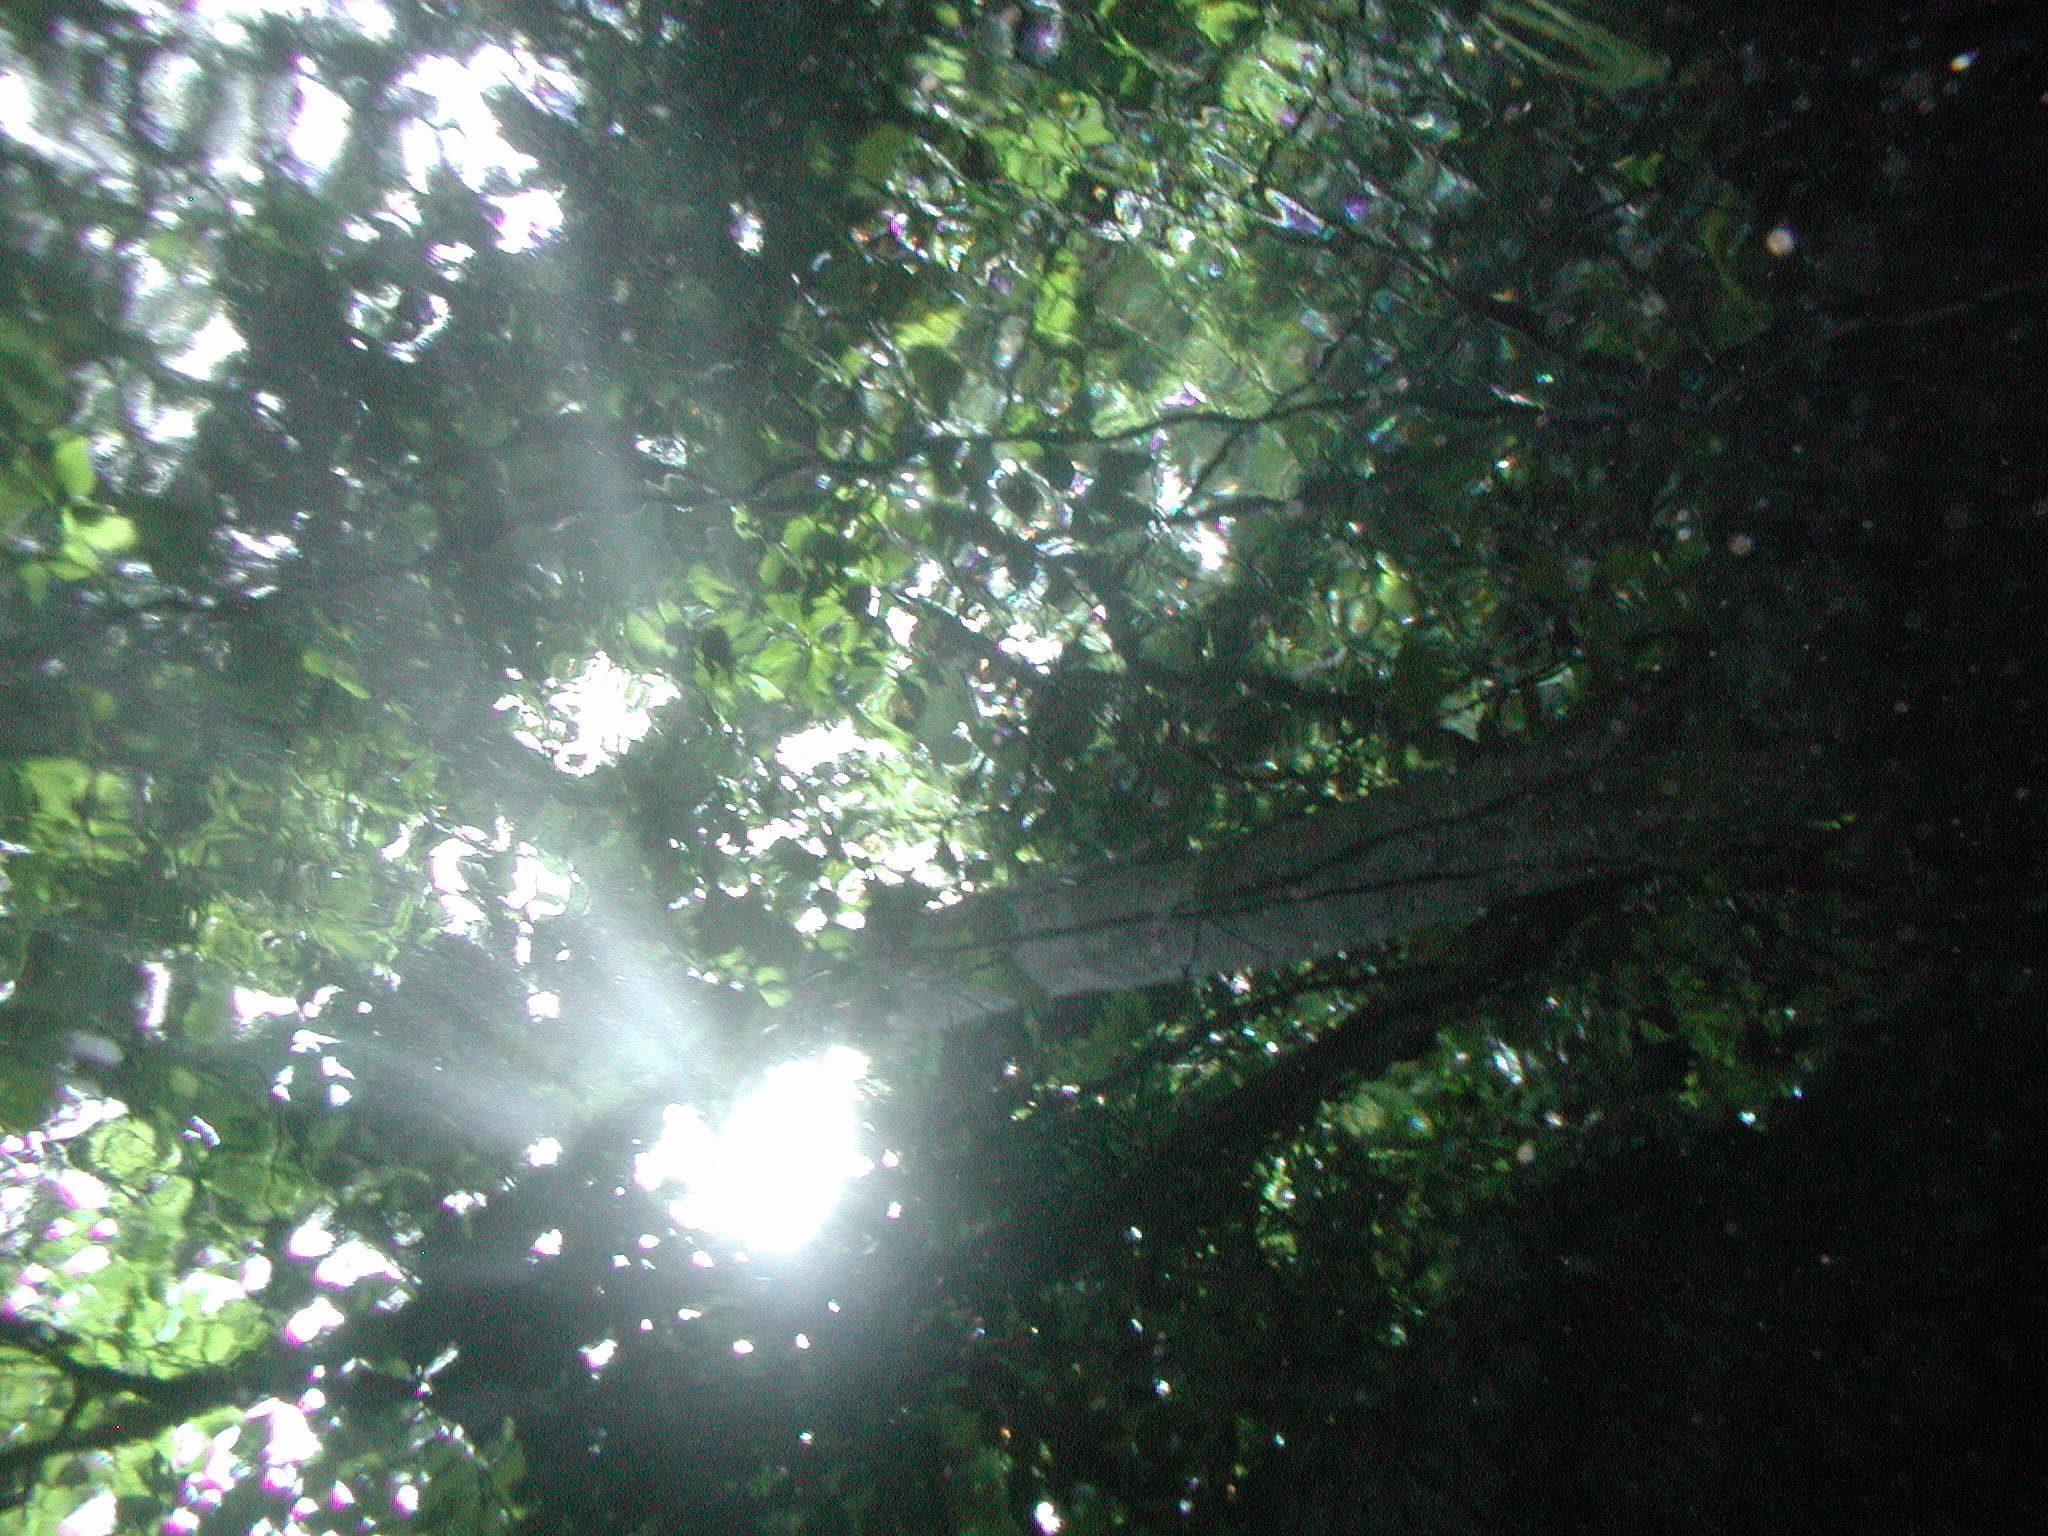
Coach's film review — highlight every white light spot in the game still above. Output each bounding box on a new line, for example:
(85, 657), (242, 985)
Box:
(313, 1240), (402, 1289)
(1034, 1500), (1063, 1535)
(1764, 225), (1797, 258)
(398, 49), (547, 186)
(426, 835), (489, 936)
(727, 202), (765, 254)
(794, 1332), (810, 1349)
(55, 1490), (117, 1536)
(54, 1169), (110, 1209)
(166, 310), (246, 381)
(506, 851), (573, 920)
(731, 1338), (755, 1355)
(283, 1296), (346, 1345)
(580, 1339), (617, 1371)
(250, 1399), (322, 1465)
(287, 68), (351, 172)
(62, 1245), (112, 1276)
(137, 961), (172, 1037)
(191, 0), (395, 40)
(167, 1270), (247, 1315)
(525, 1136), (563, 1167)
(498, 651), (677, 775)
(635, 1047), (873, 1253)
(392, 46), (573, 250)
(234, 988), (301, 1026)
(531, 1229), (564, 1257)
(996, 622), (1064, 666)
(880, 839), (939, 876)
(1490, 1044), (1525, 1085)
(168, 1424), (209, 1469)
(775, 721), (881, 775)
(492, 187), (562, 253)
(149, 406), (199, 440)
(747, 816), (809, 853)
(287, 1219), (336, 1259)
(0, 70), (38, 147)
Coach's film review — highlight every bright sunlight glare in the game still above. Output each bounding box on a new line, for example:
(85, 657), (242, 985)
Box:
(774, 721), (883, 775)
(634, 1047), (873, 1253)
(286, 65), (351, 173)
(395, 46), (576, 250)
(497, 652), (678, 776)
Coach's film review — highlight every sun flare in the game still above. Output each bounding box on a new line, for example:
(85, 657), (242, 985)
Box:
(634, 1048), (873, 1254)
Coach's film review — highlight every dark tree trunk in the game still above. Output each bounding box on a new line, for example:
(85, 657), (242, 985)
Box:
(875, 708), (1806, 1031)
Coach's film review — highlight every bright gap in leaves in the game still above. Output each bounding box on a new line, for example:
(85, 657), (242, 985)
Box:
(634, 1047), (874, 1254)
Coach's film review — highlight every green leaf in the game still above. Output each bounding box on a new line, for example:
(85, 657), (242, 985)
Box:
(0, 464), (44, 529)
(63, 505), (138, 557)
(897, 306), (966, 351)
(849, 124), (913, 195)
(914, 675), (976, 750)
(49, 434), (95, 500)
(19, 755), (93, 825)
(300, 647), (373, 699)
(86, 1117), (166, 1184)
(1481, 0), (1668, 92)
(624, 610), (672, 659)
(1189, 0), (1257, 46)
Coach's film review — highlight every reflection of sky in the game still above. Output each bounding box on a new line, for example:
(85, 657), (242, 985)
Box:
(635, 1047), (874, 1253)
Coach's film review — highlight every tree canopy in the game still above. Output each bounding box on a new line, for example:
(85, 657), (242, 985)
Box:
(4, 2), (2045, 1534)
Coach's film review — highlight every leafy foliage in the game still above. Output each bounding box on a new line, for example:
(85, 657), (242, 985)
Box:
(4, 0), (2040, 1533)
